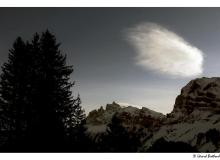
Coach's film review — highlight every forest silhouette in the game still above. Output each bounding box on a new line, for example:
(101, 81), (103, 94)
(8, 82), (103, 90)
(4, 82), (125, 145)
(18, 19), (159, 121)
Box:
(0, 30), (85, 152)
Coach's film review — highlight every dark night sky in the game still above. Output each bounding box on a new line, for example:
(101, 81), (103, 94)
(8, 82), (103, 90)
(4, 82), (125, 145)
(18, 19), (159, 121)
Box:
(0, 8), (220, 113)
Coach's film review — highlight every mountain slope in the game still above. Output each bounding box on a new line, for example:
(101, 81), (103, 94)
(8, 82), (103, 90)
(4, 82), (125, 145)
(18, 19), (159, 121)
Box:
(85, 77), (220, 152)
(142, 77), (220, 152)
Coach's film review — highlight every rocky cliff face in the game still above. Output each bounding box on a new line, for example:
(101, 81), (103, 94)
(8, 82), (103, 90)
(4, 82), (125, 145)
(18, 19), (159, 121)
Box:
(173, 77), (220, 115)
(86, 102), (121, 125)
(142, 77), (220, 152)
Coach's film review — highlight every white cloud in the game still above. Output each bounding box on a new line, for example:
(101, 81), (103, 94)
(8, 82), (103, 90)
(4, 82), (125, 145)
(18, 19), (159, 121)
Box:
(127, 22), (204, 77)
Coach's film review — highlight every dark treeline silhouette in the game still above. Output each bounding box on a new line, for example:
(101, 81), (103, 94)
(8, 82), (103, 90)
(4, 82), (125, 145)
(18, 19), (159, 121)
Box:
(81, 114), (142, 152)
(0, 30), (85, 152)
(101, 114), (141, 152)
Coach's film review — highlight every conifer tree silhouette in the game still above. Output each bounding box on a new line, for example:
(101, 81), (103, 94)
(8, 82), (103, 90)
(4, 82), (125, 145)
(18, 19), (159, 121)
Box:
(103, 115), (140, 152)
(0, 37), (31, 149)
(0, 30), (85, 151)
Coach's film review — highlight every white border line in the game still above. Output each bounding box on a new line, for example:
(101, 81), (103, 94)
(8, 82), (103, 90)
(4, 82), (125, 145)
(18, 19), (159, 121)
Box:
(0, 153), (201, 160)
(0, 0), (220, 7)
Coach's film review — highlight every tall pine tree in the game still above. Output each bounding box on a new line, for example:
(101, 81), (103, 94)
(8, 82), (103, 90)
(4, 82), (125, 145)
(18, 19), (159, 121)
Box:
(0, 37), (31, 149)
(0, 30), (85, 151)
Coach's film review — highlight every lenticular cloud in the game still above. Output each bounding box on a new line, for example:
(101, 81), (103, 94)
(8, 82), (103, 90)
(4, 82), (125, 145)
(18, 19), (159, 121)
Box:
(127, 22), (204, 77)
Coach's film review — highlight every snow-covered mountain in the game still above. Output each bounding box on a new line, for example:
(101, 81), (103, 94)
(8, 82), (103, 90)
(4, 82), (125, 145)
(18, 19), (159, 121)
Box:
(85, 102), (164, 142)
(142, 77), (220, 152)
(85, 77), (220, 152)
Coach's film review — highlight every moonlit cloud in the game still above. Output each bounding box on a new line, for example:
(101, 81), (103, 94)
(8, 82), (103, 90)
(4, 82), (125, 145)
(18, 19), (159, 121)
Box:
(127, 22), (204, 77)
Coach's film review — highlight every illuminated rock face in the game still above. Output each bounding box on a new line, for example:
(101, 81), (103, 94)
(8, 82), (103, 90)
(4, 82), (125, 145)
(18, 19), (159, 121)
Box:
(142, 77), (220, 152)
(173, 77), (220, 114)
(86, 102), (122, 125)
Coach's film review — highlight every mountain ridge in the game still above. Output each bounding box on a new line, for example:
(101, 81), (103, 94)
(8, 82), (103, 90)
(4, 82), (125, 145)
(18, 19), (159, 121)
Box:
(85, 77), (220, 152)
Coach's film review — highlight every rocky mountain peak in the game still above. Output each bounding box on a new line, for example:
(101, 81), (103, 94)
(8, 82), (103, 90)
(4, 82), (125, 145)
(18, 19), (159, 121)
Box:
(106, 101), (121, 112)
(172, 77), (220, 115)
(85, 102), (164, 137)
